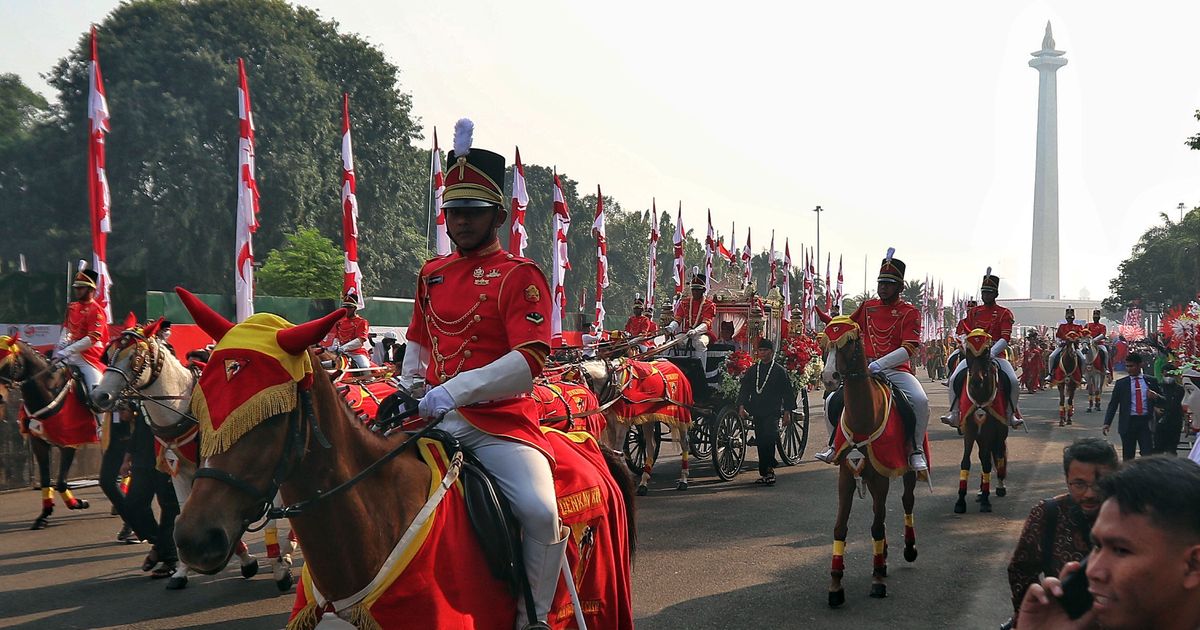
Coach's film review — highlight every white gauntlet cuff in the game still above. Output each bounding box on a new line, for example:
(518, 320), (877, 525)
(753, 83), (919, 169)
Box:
(441, 350), (534, 407)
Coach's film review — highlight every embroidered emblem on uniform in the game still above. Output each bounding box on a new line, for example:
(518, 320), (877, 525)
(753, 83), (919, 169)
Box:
(526, 312), (545, 324)
(473, 267), (489, 286)
(486, 269), (501, 278)
(224, 359), (246, 381)
(525, 285), (541, 302)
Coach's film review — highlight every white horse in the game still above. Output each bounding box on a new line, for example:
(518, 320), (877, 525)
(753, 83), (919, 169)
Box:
(1080, 335), (1110, 412)
(91, 321), (296, 590)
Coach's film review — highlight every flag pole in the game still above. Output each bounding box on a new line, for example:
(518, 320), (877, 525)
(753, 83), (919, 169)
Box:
(425, 128), (435, 252)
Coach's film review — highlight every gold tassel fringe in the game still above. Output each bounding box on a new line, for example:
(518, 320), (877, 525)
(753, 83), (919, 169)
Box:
(285, 602), (319, 630)
(195, 382), (298, 457)
(343, 604), (383, 630)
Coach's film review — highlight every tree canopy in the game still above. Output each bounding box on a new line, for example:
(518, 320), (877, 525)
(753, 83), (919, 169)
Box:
(1103, 209), (1199, 312)
(256, 227), (343, 299)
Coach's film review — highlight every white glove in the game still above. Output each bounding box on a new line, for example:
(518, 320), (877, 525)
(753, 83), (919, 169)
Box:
(398, 340), (430, 392)
(54, 337), (93, 361)
(990, 338), (1008, 358)
(666, 321), (681, 335)
(868, 361), (883, 374)
(341, 338), (363, 352)
(418, 385), (456, 420)
(873, 346), (911, 371)
(687, 323), (708, 337)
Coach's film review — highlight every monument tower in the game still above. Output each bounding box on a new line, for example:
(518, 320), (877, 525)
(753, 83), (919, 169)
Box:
(1028, 22), (1067, 299)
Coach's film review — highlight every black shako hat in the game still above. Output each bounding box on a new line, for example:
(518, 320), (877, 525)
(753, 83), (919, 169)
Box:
(443, 119), (505, 209)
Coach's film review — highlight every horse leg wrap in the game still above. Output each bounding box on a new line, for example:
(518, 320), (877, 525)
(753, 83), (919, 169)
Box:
(904, 513), (916, 546)
(235, 540), (251, 559)
(41, 487), (55, 512)
(831, 540), (845, 576)
(958, 469), (969, 494)
(980, 472), (990, 496)
(872, 538), (887, 576)
(120, 475), (131, 495)
(264, 527), (280, 559)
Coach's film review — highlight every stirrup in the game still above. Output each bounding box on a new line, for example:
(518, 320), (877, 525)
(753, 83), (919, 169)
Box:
(815, 446), (836, 464)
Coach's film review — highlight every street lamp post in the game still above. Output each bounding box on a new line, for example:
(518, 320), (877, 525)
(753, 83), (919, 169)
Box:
(1179, 202), (1186, 223)
(813, 205), (824, 283)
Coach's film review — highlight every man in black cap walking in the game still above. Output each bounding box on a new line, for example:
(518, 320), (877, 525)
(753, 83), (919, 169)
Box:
(738, 338), (797, 485)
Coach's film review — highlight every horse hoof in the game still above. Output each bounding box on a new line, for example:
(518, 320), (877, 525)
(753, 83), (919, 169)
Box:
(240, 559), (259, 579)
(828, 589), (845, 608)
(68, 498), (89, 510)
(166, 576), (188, 590)
(675, 481), (688, 491)
(30, 515), (50, 530)
(1085, 408), (1092, 413)
(1058, 421), (1065, 427)
(636, 485), (648, 496)
(980, 502), (993, 513)
(974, 492), (982, 503)
(275, 572), (294, 592)
(954, 500), (966, 514)
(996, 487), (1007, 497)
(903, 546), (918, 562)
(869, 583), (887, 599)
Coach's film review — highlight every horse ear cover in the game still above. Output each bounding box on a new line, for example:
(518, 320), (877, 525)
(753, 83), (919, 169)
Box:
(174, 287), (234, 342)
(143, 317), (165, 339)
(277, 309), (348, 356)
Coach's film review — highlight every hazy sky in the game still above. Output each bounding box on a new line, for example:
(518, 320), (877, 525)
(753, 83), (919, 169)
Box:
(5, 0), (1200, 303)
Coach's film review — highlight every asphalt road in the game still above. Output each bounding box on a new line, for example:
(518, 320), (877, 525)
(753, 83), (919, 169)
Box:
(0, 379), (1117, 629)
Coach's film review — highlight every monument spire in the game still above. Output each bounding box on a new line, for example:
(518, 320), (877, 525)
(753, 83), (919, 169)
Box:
(1029, 21), (1067, 299)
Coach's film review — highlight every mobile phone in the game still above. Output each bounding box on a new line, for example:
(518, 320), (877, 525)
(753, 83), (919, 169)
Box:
(1058, 557), (1093, 620)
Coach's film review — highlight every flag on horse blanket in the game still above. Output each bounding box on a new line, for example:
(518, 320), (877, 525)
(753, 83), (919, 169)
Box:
(19, 391), (99, 449)
(611, 359), (692, 426)
(831, 380), (930, 479)
(287, 432), (633, 630)
(534, 382), (607, 438)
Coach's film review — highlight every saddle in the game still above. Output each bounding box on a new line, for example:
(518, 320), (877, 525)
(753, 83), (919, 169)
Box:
(828, 374), (917, 448)
(950, 359), (1013, 406)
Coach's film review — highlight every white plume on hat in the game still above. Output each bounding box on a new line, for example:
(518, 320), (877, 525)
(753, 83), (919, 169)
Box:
(453, 118), (474, 156)
(77, 259), (88, 272)
(986, 266), (992, 276)
(692, 265), (700, 275)
(885, 247), (895, 261)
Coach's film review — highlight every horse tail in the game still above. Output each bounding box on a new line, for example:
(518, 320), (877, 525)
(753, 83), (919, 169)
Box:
(600, 447), (637, 559)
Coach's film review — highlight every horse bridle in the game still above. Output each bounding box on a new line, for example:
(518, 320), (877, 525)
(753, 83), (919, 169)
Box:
(103, 333), (200, 440)
(836, 337), (868, 381)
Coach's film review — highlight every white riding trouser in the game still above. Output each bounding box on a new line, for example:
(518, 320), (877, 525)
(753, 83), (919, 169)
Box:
(63, 355), (101, 393)
(822, 368), (929, 453)
(947, 357), (1020, 419)
(439, 413), (564, 625)
(688, 334), (709, 375)
(347, 353), (370, 370)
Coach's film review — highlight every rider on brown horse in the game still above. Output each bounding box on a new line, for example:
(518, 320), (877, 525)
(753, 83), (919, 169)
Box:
(942, 268), (1023, 428)
(397, 119), (565, 629)
(1047, 306), (1086, 379)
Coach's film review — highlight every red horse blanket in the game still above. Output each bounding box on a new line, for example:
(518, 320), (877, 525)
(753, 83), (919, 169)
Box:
(288, 431), (632, 630)
(534, 382), (607, 438)
(20, 390), (98, 449)
(339, 380), (399, 423)
(831, 379), (930, 479)
(957, 377), (1009, 428)
(1050, 356), (1082, 386)
(611, 359), (692, 427)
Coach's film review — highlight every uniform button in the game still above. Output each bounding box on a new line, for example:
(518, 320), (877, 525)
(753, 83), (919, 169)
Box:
(474, 315), (481, 322)
(463, 350), (473, 358)
(479, 294), (487, 301)
(471, 336), (478, 341)
(506, 254), (514, 259)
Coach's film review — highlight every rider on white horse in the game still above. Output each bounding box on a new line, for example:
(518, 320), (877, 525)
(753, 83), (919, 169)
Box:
(1047, 306), (1086, 379)
(940, 268), (1023, 428)
(1083, 311), (1112, 379)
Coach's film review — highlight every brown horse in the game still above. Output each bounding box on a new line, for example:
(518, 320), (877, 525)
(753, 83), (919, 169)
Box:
(0, 336), (98, 529)
(1050, 336), (1083, 426)
(953, 330), (1009, 514)
(820, 317), (918, 607)
(172, 291), (635, 629)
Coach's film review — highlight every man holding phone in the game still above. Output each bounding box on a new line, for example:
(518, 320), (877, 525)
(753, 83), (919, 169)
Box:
(1017, 456), (1200, 629)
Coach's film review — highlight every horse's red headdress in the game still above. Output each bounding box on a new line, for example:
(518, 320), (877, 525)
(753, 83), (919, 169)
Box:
(963, 329), (993, 357)
(822, 316), (860, 350)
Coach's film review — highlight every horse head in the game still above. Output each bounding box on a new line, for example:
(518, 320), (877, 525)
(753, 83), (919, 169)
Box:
(0, 335), (64, 401)
(962, 329), (998, 407)
(92, 318), (166, 411)
(564, 357), (619, 403)
(171, 287), (346, 574)
(1061, 333), (1080, 372)
(821, 316), (867, 385)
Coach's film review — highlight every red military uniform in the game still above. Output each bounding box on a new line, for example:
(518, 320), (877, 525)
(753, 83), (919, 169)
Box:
(954, 317), (970, 338)
(62, 299), (107, 369)
(330, 315), (370, 358)
(1084, 322), (1107, 340)
(848, 298), (921, 374)
(407, 242), (553, 459)
(962, 304), (1014, 344)
(1055, 320), (1084, 341)
(624, 315), (658, 336)
(673, 296), (716, 331)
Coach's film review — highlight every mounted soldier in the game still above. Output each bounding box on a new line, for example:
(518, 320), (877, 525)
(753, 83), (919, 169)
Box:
(398, 119), (565, 629)
(1046, 305), (1086, 379)
(624, 293), (658, 337)
(52, 267), (108, 393)
(941, 268), (1023, 428)
(324, 289), (371, 370)
(816, 248), (930, 471)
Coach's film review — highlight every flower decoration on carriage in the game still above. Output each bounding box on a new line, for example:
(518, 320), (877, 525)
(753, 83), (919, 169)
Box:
(781, 334), (819, 371)
(1161, 301), (1200, 363)
(724, 350), (753, 377)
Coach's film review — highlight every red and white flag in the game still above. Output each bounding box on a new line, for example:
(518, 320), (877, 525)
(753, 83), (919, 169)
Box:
(806, 250), (817, 329)
(646, 200), (659, 312)
(339, 94), (363, 307)
(87, 26), (112, 322)
(672, 203), (685, 300)
(703, 209), (715, 293)
(593, 185), (609, 331)
(741, 228), (752, 288)
(768, 230), (777, 289)
(782, 239), (792, 329)
(508, 146), (529, 256)
(824, 252), (831, 312)
(431, 129), (450, 256)
(834, 254), (844, 312)
(234, 58), (260, 323)
(550, 170), (571, 345)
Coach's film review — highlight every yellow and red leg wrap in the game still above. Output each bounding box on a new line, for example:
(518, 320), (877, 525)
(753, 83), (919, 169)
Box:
(60, 488), (81, 509)
(872, 538), (887, 570)
(980, 472), (991, 495)
(265, 527), (280, 559)
(41, 487), (54, 511)
(958, 469), (969, 493)
(120, 475), (131, 495)
(831, 540), (846, 575)
(904, 513), (916, 545)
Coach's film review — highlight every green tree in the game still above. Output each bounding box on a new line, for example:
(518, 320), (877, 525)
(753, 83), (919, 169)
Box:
(256, 227), (342, 298)
(902, 280), (925, 304)
(0, 74), (48, 153)
(1103, 209), (1200, 312)
(0, 0), (427, 299)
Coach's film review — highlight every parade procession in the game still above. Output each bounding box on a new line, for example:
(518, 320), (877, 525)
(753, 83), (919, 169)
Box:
(5, 3), (1200, 630)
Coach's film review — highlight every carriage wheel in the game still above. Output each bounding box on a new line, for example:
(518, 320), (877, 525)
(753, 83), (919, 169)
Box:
(711, 405), (747, 481)
(623, 424), (662, 476)
(688, 414), (713, 460)
(777, 410), (810, 466)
